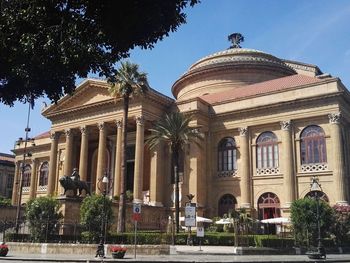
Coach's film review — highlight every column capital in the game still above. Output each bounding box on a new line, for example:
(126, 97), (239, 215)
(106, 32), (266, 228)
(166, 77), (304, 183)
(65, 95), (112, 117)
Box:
(50, 131), (60, 140)
(239, 127), (248, 136)
(64, 128), (72, 137)
(80, 126), (88, 135)
(280, 120), (292, 131)
(97, 122), (105, 131)
(136, 115), (145, 125)
(328, 112), (342, 124)
(115, 119), (122, 128)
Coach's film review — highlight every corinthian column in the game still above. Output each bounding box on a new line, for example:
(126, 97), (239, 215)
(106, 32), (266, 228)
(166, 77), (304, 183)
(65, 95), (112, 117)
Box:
(280, 120), (295, 207)
(63, 129), (74, 176)
(12, 162), (21, 205)
(133, 116), (145, 202)
(47, 132), (59, 195)
(79, 126), (89, 182)
(328, 112), (348, 204)
(96, 122), (107, 194)
(29, 159), (37, 199)
(239, 127), (251, 208)
(113, 120), (122, 197)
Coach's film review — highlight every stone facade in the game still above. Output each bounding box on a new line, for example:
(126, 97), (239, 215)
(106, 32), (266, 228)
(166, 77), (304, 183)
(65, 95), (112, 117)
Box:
(0, 153), (15, 198)
(11, 46), (350, 222)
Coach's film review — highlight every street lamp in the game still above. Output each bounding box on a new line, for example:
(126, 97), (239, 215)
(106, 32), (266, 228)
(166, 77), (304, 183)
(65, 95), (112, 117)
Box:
(95, 173), (109, 258)
(307, 176), (326, 259)
(15, 102), (35, 234)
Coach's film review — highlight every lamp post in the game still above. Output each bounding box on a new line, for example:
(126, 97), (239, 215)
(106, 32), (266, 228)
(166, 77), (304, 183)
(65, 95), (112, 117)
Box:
(308, 176), (326, 259)
(15, 102), (35, 234)
(95, 173), (109, 258)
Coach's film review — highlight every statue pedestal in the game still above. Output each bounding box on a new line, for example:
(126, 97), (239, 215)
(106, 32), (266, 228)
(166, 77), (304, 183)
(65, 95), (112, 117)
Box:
(57, 196), (82, 235)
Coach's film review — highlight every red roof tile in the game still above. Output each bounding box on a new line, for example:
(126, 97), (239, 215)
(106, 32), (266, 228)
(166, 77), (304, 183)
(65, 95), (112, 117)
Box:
(34, 131), (50, 139)
(200, 74), (324, 104)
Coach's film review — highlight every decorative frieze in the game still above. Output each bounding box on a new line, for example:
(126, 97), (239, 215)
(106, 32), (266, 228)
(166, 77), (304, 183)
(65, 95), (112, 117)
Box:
(256, 167), (280, 175)
(280, 120), (291, 130)
(301, 163), (328, 172)
(217, 170), (237, 177)
(22, 186), (30, 193)
(38, 185), (47, 192)
(328, 112), (341, 124)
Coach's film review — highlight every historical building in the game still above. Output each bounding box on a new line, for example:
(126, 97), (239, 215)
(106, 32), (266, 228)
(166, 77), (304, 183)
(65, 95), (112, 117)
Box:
(0, 153), (15, 199)
(12, 41), (350, 221)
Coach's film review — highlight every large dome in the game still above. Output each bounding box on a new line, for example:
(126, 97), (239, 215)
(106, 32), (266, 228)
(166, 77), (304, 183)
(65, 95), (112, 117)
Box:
(172, 48), (296, 100)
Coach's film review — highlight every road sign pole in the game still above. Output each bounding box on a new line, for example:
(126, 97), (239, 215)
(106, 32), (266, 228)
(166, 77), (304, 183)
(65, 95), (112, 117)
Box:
(134, 220), (137, 259)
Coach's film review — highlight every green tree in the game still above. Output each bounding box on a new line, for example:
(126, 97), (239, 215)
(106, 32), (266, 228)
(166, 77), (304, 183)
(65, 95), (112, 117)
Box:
(108, 61), (149, 233)
(0, 197), (11, 206)
(80, 194), (113, 241)
(331, 204), (350, 245)
(290, 198), (334, 247)
(0, 0), (199, 105)
(146, 112), (203, 233)
(25, 196), (62, 242)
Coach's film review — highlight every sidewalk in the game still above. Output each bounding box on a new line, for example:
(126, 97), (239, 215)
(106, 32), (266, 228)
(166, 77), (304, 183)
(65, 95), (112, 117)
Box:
(1, 246), (350, 263)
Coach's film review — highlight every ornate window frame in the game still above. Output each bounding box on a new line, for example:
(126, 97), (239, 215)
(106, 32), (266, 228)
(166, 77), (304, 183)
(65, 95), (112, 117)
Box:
(256, 132), (279, 174)
(217, 137), (237, 177)
(300, 125), (327, 170)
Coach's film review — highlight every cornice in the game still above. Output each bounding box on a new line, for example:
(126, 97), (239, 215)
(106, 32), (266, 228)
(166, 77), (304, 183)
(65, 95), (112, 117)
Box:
(172, 62), (296, 98)
(209, 77), (338, 107)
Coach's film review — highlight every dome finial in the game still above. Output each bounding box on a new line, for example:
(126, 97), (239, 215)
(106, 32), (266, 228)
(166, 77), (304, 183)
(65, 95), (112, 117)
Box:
(228, 33), (244, 49)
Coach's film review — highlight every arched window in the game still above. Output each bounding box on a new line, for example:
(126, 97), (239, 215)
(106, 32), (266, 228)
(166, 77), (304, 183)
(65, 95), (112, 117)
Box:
(218, 194), (237, 217)
(257, 192), (281, 220)
(22, 165), (31, 187)
(304, 191), (329, 203)
(300, 125), (327, 164)
(256, 132), (279, 169)
(218, 137), (237, 171)
(39, 162), (49, 186)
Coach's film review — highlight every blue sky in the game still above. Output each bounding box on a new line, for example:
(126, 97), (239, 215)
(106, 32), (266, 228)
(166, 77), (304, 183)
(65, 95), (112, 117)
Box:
(1, 0), (350, 154)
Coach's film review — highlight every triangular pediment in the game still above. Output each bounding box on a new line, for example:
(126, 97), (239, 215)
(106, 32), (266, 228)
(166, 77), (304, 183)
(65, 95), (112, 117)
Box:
(43, 79), (114, 114)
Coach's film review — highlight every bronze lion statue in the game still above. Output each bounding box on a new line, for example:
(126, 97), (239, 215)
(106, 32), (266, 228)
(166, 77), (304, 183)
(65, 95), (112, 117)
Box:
(59, 175), (90, 196)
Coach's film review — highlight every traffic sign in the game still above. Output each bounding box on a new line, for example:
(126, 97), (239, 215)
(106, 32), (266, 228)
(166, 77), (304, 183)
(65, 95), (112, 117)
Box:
(132, 213), (141, 221)
(133, 203), (141, 214)
(185, 203), (196, 227)
(197, 226), (204, 237)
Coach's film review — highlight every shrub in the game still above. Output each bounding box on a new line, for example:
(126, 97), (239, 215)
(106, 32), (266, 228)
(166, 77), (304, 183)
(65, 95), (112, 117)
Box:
(291, 198), (333, 247)
(25, 196), (62, 242)
(80, 194), (113, 241)
(331, 204), (350, 246)
(0, 197), (11, 207)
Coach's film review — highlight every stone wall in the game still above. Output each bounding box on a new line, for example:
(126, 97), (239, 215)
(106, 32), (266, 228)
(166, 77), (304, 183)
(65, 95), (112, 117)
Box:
(7, 242), (170, 255)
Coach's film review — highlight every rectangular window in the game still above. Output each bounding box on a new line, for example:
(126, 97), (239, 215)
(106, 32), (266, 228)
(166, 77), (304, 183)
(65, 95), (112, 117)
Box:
(263, 147), (267, 168)
(268, 145), (273, 167)
(257, 147), (262, 169)
(274, 145), (279, 167)
(227, 150), (232, 170)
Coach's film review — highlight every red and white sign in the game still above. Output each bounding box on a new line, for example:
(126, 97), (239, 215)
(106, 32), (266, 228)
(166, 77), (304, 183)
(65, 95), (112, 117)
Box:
(132, 203), (142, 221)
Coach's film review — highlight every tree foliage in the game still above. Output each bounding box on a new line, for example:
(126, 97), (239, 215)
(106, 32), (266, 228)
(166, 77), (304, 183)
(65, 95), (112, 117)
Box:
(290, 198), (333, 247)
(25, 196), (62, 242)
(0, 196), (11, 206)
(331, 204), (350, 245)
(108, 61), (149, 233)
(80, 194), (113, 240)
(0, 0), (199, 105)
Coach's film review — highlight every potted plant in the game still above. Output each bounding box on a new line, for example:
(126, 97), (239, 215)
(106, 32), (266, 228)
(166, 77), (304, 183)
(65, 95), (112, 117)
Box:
(110, 245), (127, 259)
(0, 242), (9, 257)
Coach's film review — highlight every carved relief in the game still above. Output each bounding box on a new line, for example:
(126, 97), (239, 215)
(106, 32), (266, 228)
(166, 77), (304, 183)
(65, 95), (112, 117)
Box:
(64, 129), (72, 137)
(280, 120), (291, 131)
(50, 132), (60, 140)
(328, 112), (341, 124)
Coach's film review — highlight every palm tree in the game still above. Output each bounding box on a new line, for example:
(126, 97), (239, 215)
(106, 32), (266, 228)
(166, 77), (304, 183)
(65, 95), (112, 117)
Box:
(109, 61), (149, 233)
(146, 112), (203, 233)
